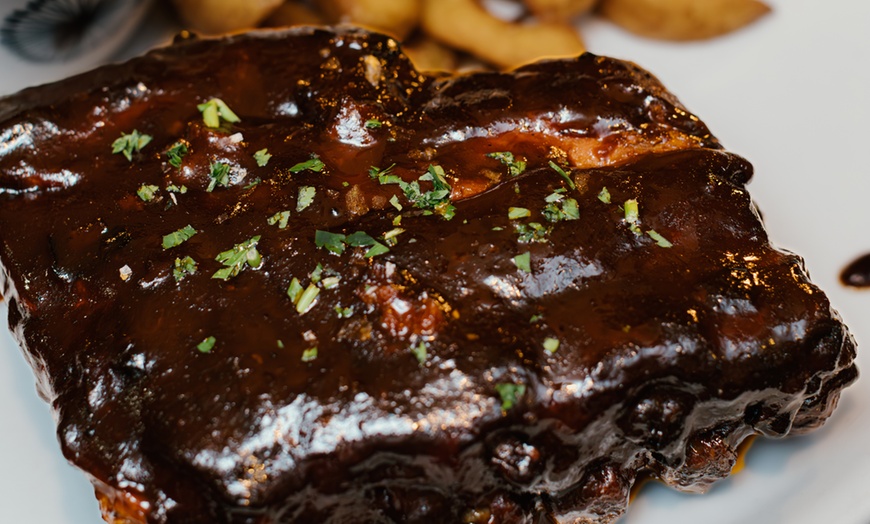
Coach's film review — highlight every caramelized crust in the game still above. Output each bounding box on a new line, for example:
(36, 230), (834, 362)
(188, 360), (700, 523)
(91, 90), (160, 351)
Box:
(0, 28), (855, 523)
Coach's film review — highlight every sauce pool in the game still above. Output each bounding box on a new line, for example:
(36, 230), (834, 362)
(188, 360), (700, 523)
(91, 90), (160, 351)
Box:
(840, 253), (870, 288)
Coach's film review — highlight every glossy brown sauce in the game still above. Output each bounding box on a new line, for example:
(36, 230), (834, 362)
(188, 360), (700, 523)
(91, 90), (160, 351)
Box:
(0, 27), (857, 524)
(841, 253), (870, 288)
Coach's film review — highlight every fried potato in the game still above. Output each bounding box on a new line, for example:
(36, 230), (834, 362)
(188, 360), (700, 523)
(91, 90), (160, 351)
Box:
(263, 2), (326, 27)
(524, 0), (598, 21)
(421, 0), (585, 69)
(320, 0), (422, 39)
(598, 0), (771, 40)
(403, 37), (458, 72)
(172, 0), (283, 34)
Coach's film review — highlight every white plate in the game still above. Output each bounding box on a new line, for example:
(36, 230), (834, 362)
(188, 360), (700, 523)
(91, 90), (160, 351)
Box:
(2, 0), (869, 522)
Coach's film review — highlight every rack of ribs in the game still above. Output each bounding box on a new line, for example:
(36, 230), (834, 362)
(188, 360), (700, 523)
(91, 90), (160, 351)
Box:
(0, 27), (856, 524)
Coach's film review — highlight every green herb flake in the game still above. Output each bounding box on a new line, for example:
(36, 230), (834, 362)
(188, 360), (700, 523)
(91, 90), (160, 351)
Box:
(207, 162), (232, 192)
(309, 263), (324, 283)
(173, 256), (198, 282)
(389, 194), (403, 211)
(287, 277), (303, 302)
(321, 276), (341, 289)
(543, 337), (560, 354)
(515, 222), (551, 243)
(197, 336), (216, 353)
(508, 207), (531, 220)
(410, 341), (427, 365)
(295, 283), (320, 314)
(334, 305), (354, 318)
(543, 196), (580, 223)
(197, 98), (241, 128)
(289, 157), (325, 173)
(486, 151), (526, 177)
(212, 236), (262, 280)
(598, 187), (611, 204)
(399, 164), (454, 219)
(369, 164), (401, 185)
(513, 251), (532, 273)
(277, 339), (285, 349)
(297, 186), (316, 212)
(495, 382), (526, 411)
(267, 210), (291, 229)
(529, 314), (543, 323)
(137, 184), (159, 202)
(364, 242), (390, 258)
(314, 230), (347, 255)
(624, 199), (642, 235)
(112, 130), (152, 162)
(243, 178), (261, 190)
(167, 184), (188, 194)
(165, 141), (189, 168)
(162, 224), (197, 249)
(548, 161), (576, 190)
(253, 148), (272, 167)
(301, 347), (318, 362)
(365, 118), (383, 129)
(647, 229), (673, 248)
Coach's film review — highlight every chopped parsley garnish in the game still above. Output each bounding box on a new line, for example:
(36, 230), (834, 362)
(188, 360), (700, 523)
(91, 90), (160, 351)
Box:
(495, 382), (526, 411)
(315, 230), (389, 258)
(346, 231), (389, 258)
(321, 276), (341, 289)
(267, 210), (291, 229)
(212, 236), (262, 280)
(623, 199), (642, 235)
(399, 165), (455, 220)
(513, 251), (532, 273)
(207, 162), (231, 192)
(289, 157), (325, 173)
(542, 191), (579, 223)
(369, 163), (401, 185)
(515, 222), (551, 243)
(162, 224), (197, 249)
(243, 178), (261, 189)
(598, 187), (611, 204)
(173, 256), (198, 282)
(389, 194), (403, 211)
(647, 229), (673, 248)
(287, 277), (304, 302)
(137, 184), (159, 202)
(309, 263), (323, 284)
(253, 148), (272, 167)
(336, 305), (355, 319)
(314, 230), (347, 255)
(508, 207), (531, 220)
(197, 336), (216, 353)
(112, 130), (152, 161)
(167, 184), (188, 194)
(410, 341), (427, 364)
(277, 340), (285, 349)
(365, 118), (383, 129)
(529, 314), (543, 323)
(297, 186), (316, 211)
(486, 151), (526, 177)
(301, 347), (318, 362)
(543, 337), (560, 354)
(197, 98), (240, 128)
(295, 284), (320, 314)
(548, 161), (576, 190)
(165, 141), (188, 168)
(382, 227), (404, 246)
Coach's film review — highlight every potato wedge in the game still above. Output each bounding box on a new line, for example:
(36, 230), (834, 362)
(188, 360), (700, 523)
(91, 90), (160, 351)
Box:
(172, 0), (283, 34)
(524, 0), (598, 21)
(263, 2), (326, 27)
(598, 0), (771, 41)
(320, 0), (422, 39)
(403, 37), (458, 72)
(421, 0), (585, 69)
